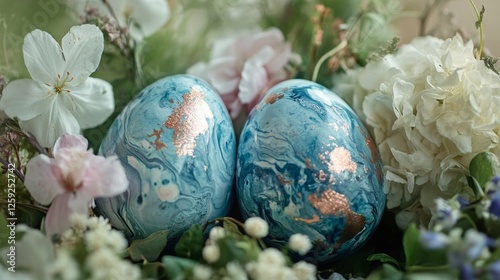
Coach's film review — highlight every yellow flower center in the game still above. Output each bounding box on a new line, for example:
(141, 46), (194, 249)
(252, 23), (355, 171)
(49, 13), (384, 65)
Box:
(49, 71), (74, 95)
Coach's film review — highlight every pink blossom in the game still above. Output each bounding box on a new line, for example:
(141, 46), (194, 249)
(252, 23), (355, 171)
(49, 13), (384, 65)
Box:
(24, 134), (128, 238)
(188, 28), (296, 119)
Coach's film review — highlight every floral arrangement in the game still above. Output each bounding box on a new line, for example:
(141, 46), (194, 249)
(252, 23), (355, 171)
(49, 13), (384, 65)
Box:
(1, 0), (500, 279)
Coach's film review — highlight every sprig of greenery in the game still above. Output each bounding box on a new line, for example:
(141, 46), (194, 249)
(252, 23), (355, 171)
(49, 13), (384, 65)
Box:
(469, 0), (484, 59)
(483, 55), (500, 75)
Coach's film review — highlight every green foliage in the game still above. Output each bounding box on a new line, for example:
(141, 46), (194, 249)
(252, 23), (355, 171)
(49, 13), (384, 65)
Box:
(175, 224), (203, 260)
(162, 255), (197, 280)
(128, 230), (169, 262)
(468, 152), (500, 197)
(483, 55), (500, 75)
(403, 224), (447, 269)
(367, 253), (402, 269)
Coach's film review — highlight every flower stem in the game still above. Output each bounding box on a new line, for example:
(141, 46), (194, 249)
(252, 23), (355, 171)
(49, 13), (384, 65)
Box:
(469, 0), (484, 59)
(311, 40), (347, 82)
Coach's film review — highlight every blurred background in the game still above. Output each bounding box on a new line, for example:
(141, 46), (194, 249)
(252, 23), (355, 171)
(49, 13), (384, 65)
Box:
(397, 0), (499, 56)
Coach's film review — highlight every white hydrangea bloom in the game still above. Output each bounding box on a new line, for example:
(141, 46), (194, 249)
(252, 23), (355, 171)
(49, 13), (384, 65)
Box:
(333, 34), (500, 228)
(244, 217), (269, 238)
(288, 233), (312, 255)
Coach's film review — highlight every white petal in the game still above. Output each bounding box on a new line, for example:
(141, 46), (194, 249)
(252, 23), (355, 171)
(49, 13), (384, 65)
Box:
(20, 100), (80, 148)
(128, 0), (170, 39)
(0, 79), (54, 121)
(53, 133), (88, 158)
(79, 155), (129, 198)
(23, 29), (65, 83)
(61, 24), (104, 85)
(44, 192), (90, 238)
(24, 154), (65, 205)
(62, 77), (114, 129)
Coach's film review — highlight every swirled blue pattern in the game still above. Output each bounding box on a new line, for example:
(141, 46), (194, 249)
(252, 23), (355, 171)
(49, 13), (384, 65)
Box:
(96, 75), (236, 241)
(236, 79), (385, 262)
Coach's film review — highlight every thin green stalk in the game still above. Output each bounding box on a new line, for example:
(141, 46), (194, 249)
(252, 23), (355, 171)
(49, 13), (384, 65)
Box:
(469, 0), (483, 59)
(311, 40), (348, 82)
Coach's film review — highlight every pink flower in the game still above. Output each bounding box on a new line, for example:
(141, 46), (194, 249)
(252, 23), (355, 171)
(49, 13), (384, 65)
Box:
(24, 134), (128, 238)
(188, 28), (297, 119)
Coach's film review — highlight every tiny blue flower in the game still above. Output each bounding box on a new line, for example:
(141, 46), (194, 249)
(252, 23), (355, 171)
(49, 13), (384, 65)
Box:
(463, 230), (487, 260)
(459, 263), (475, 280)
(487, 260), (500, 280)
(488, 191), (500, 217)
(419, 230), (448, 249)
(457, 195), (469, 209)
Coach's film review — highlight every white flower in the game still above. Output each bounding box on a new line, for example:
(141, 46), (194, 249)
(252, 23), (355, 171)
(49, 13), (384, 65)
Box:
(226, 262), (248, 280)
(71, 0), (170, 41)
(333, 34), (500, 228)
(0, 24), (114, 148)
(209, 226), (226, 241)
(86, 248), (140, 280)
(49, 249), (80, 280)
(0, 225), (55, 279)
(202, 244), (220, 263)
(69, 213), (88, 233)
(258, 248), (286, 266)
(288, 233), (312, 255)
(86, 216), (112, 231)
(192, 264), (213, 280)
(85, 227), (128, 253)
(292, 261), (316, 280)
(244, 217), (269, 238)
(429, 198), (460, 231)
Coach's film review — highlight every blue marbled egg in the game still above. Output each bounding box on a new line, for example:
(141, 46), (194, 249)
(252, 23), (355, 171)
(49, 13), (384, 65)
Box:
(96, 75), (236, 241)
(236, 79), (385, 262)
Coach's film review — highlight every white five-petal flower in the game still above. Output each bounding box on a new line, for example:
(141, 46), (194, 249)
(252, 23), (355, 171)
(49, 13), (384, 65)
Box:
(0, 24), (114, 148)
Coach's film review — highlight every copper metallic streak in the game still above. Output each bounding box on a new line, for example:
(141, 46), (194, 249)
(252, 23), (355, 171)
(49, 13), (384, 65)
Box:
(357, 126), (382, 182)
(164, 86), (213, 157)
(277, 174), (293, 186)
(308, 189), (366, 252)
(295, 214), (320, 224)
(264, 93), (284, 104)
(326, 147), (357, 174)
(305, 158), (312, 169)
(147, 128), (167, 150)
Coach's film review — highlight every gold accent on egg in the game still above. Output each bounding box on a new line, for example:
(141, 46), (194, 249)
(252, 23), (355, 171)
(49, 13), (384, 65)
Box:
(308, 189), (366, 251)
(295, 214), (321, 224)
(324, 147), (357, 174)
(164, 86), (214, 157)
(264, 93), (285, 104)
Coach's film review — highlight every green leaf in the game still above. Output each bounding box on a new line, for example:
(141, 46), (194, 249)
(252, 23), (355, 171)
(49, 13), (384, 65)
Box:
(214, 236), (248, 267)
(381, 264), (405, 280)
(222, 219), (243, 237)
(141, 262), (165, 280)
(0, 212), (8, 248)
(469, 152), (500, 195)
(162, 255), (197, 280)
(175, 224), (203, 260)
(367, 253), (401, 269)
(403, 224), (447, 269)
(128, 229), (169, 262)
